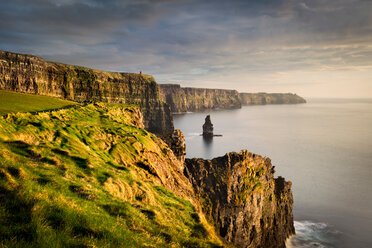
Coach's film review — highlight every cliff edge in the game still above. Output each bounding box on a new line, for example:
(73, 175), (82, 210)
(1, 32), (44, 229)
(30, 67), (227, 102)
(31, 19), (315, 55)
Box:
(0, 99), (294, 247)
(185, 151), (295, 248)
(0, 50), (173, 134)
(0, 103), (226, 247)
(159, 84), (242, 112)
(159, 84), (306, 113)
(239, 92), (306, 105)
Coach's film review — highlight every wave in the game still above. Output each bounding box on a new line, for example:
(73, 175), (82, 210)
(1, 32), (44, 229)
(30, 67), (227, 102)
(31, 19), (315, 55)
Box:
(187, 132), (201, 136)
(184, 133), (202, 141)
(286, 220), (341, 248)
(172, 111), (194, 114)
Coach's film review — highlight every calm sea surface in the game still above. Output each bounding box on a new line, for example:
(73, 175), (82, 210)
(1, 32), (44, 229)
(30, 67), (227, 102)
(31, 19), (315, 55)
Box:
(173, 99), (372, 248)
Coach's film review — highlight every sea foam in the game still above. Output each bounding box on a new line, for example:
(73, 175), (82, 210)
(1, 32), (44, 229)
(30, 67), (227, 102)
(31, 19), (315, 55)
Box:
(286, 220), (340, 248)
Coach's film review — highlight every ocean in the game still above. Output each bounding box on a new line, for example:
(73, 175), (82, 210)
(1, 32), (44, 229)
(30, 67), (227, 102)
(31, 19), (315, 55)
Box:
(173, 98), (372, 248)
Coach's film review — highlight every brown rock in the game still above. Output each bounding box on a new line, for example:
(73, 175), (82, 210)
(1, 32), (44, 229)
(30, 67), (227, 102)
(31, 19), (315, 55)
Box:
(184, 150), (295, 248)
(160, 129), (186, 165)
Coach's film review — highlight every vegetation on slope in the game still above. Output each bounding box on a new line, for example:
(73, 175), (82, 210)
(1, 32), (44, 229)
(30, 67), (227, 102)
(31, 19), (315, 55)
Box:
(0, 90), (78, 116)
(0, 102), (222, 248)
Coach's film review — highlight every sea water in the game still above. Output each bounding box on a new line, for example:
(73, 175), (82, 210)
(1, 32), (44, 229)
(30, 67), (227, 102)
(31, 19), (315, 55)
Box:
(173, 99), (372, 248)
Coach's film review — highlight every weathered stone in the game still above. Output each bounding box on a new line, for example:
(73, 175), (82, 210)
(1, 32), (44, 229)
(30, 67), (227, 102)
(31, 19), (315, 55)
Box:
(184, 151), (295, 248)
(160, 129), (186, 165)
(202, 115), (214, 138)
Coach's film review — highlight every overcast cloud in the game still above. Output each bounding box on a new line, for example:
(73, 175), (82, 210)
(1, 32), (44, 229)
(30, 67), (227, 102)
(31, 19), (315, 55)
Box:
(1, 0), (371, 97)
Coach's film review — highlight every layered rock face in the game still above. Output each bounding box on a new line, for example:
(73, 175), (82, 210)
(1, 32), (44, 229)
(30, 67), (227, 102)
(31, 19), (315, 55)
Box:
(158, 84), (189, 112)
(0, 51), (173, 134)
(159, 84), (306, 113)
(185, 151), (295, 248)
(239, 92), (306, 105)
(159, 84), (242, 112)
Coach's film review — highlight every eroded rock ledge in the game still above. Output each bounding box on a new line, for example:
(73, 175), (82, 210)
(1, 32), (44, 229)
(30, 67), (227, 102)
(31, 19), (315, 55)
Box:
(185, 151), (295, 248)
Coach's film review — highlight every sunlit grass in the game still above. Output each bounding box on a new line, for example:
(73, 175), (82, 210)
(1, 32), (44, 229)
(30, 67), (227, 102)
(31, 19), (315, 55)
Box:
(0, 90), (77, 116)
(0, 103), (224, 248)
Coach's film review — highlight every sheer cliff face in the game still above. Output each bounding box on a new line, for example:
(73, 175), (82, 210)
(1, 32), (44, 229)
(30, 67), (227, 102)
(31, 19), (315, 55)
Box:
(159, 84), (306, 113)
(0, 51), (173, 134)
(159, 129), (186, 164)
(239, 93), (306, 105)
(185, 151), (295, 248)
(159, 84), (242, 112)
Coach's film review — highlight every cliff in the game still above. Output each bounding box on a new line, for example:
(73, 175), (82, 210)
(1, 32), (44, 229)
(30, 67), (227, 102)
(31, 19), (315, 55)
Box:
(0, 99), (294, 247)
(0, 50), (296, 247)
(0, 50), (173, 134)
(185, 151), (295, 248)
(159, 84), (306, 113)
(239, 93), (306, 105)
(0, 103), (225, 247)
(159, 84), (241, 112)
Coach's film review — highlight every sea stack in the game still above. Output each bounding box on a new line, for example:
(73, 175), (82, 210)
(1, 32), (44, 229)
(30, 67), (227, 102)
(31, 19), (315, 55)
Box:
(202, 115), (214, 138)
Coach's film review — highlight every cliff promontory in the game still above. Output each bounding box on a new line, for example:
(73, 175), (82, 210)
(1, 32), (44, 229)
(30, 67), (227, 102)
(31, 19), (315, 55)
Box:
(159, 84), (306, 113)
(185, 151), (295, 248)
(239, 92), (306, 105)
(159, 84), (242, 112)
(0, 51), (173, 134)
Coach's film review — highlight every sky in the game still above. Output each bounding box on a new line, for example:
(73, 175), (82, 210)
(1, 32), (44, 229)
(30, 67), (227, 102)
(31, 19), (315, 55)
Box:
(1, 0), (371, 98)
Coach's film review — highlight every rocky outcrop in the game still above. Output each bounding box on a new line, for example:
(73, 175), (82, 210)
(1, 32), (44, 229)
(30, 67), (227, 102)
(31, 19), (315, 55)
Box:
(239, 92), (306, 105)
(159, 129), (186, 164)
(159, 84), (242, 112)
(0, 50), (173, 134)
(159, 84), (306, 113)
(202, 115), (214, 138)
(184, 151), (295, 248)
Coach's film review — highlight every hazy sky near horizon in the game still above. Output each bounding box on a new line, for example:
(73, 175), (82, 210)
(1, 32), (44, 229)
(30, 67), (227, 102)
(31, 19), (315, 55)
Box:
(1, 0), (371, 98)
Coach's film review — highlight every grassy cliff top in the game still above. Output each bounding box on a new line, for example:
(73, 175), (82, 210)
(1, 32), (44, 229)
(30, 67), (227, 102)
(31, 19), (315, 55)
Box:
(0, 90), (78, 116)
(0, 103), (223, 248)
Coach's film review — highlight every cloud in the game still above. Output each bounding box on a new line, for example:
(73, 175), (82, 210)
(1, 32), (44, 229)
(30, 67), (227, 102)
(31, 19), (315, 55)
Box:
(0, 0), (371, 97)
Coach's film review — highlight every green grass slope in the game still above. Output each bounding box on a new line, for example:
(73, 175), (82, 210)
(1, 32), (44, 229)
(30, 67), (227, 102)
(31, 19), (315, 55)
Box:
(0, 103), (223, 248)
(0, 90), (77, 116)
